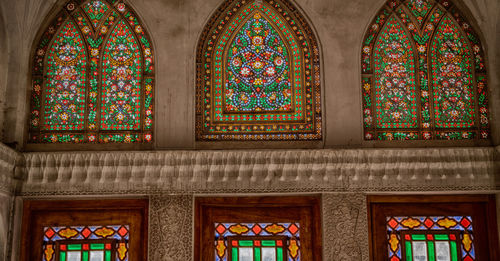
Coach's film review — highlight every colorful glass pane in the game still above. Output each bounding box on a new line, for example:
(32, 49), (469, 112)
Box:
(43, 21), (87, 131)
(215, 223), (300, 261)
(361, 0), (489, 140)
(43, 225), (129, 261)
(197, 0), (321, 141)
(386, 216), (475, 261)
(101, 20), (142, 130)
(225, 12), (291, 112)
(406, 0), (434, 25)
(373, 16), (417, 129)
(83, 0), (110, 28)
(430, 16), (474, 129)
(30, 1), (154, 144)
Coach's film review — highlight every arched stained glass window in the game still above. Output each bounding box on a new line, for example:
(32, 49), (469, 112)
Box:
(196, 0), (321, 141)
(361, 0), (489, 141)
(29, 0), (154, 144)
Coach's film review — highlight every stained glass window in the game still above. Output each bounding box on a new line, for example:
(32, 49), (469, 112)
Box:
(387, 216), (475, 261)
(43, 225), (129, 261)
(30, 0), (154, 144)
(215, 223), (300, 261)
(362, 0), (489, 140)
(196, 0), (321, 141)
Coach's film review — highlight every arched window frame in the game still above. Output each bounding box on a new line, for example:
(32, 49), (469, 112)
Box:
(361, 0), (489, 141)
(28, 0), (155, 145)
(195, 0), (322, 141)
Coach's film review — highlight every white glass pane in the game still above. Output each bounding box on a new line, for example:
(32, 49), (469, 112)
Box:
(412, 241), (428, 261)
(89, 251), (104, 261)
(262, 247), (276, 261)
(435, 241), (451, 261)
(67, 251), (81, 261)
(239, 247), (253, 261)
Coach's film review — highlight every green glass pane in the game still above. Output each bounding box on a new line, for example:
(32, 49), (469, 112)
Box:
(261, 240), (276, 247)
(435, 234), (449, 240)
(232, 248), (238, 261)
(427, 241), (435, 261)
(105, 250), (111, 261)
(67, 244), (82, 250)
(254, 247), (261, 260)
(59, 251), (66, 261)
(277, 248), (283, 260)
(83, 251), (89, 261)
(405, 241), (413, 261)
(450, 241), (458, 261)
(90, 243), (105, 250)
(411, 235), (426, 240)
(239, 240), (254, 247)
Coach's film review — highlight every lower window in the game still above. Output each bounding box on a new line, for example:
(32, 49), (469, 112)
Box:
(368, 195), (499, 261)
(195, 196), (321, 261)
(21, 199), (148, 261)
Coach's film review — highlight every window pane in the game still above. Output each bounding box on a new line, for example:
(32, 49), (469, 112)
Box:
(238, 247), (253, 261)
(412, 241), (428, 261)
(435, 241), (451, 261)
(89, 251), (104, 261)
(67, 251), (81, 261)
(262, 247), (276, 261)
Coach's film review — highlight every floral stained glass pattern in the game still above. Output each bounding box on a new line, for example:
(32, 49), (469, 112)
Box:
(42, 225), (130, 261)
(197, 0), (321, 141)
(83, 0), (110, 28)
(215, 223), (300, 261)
(43, 21), (87, 131)
(362, 0), (489, 140)
(225, 12), (291, 112)
(30, 0), (154, 144)
(101, 20), (142, 130)
(386, 216), (475, 261)
(431, 16), (474, 129)
(373, 16), (417, 129)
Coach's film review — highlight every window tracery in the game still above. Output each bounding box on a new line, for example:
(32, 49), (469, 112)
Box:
(29, 0), (154, 144)
(362, 0), (489, 140)
(196, 0), (321, 141)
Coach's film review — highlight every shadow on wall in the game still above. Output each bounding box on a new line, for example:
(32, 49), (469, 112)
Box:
(0, 213), (4, 261)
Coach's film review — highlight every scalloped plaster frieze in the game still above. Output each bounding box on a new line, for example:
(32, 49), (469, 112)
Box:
(18, 147), (497, 195)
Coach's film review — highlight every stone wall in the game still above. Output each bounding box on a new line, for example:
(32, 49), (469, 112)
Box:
(0, 0), (498, 149)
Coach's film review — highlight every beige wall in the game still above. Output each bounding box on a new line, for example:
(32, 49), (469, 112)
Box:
(0, 0), (498, 150)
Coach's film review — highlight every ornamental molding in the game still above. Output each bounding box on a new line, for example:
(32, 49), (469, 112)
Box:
(0, 143), (22, 194)
(19, 147), (497, 195)
(323, 193), (369, 261)
(149, 195), (193, 261)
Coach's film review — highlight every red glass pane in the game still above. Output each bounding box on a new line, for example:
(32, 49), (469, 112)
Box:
(388, 218), (398, 229)
(216, 224), (226, 234)
(288, 224), (298, 235)
(252, 224), (262, 235)
(81, 227), (92, 238)
(118, 226), (128, 237)
(45, 228), (55, 239)
(424, 218), (434, 228)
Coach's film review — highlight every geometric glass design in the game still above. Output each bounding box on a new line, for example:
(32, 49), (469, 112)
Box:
(42, 225), (129, 261)
(30, 0), (154, 144)
(214, 223), (300, 261)
(386, 216), (475, 261)
(196, 0), (321, 141)
(362, 0), (489, 141)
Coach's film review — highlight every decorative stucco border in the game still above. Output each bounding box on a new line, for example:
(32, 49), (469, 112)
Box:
(0, 143), (22, 194)
(17, 147), (498, 196)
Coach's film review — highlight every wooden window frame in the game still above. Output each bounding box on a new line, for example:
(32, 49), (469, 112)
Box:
(367, 194), (499, 261)
(195, 195), (322, 261)
(20, 199), (148, 261)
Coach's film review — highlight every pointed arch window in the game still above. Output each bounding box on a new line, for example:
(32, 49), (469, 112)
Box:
(361, 0), (489, 141)
(196, 0), (321, 141)
(29, 0), (154, 144)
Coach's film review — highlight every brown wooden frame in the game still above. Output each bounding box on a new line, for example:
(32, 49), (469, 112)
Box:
(195, 195), (322, 261)
(367, 195), (499, 261)
(20, 199), (148, 261)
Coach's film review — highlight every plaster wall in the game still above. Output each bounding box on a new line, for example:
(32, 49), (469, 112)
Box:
(0, 0), (498, 150)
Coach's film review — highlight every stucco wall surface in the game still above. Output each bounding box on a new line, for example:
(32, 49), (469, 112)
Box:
(0, 0), (497, 150)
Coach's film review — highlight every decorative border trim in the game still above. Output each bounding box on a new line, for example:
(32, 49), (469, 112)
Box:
(18, 147), (497, 195)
